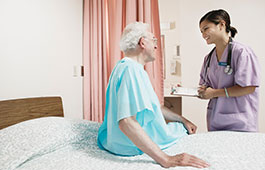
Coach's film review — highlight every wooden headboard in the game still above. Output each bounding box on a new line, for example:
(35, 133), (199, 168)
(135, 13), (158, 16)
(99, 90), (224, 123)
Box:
(0, 96), (64, 130)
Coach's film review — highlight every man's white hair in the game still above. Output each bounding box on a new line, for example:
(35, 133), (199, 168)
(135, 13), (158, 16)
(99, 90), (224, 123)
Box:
(120, 22), (149, 53)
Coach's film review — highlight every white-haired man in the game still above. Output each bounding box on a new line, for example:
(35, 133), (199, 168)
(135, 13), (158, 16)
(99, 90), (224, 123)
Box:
(97, 22), (209, 168)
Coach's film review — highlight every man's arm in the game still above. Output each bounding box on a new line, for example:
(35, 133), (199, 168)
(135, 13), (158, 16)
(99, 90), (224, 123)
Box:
(161, 105), (183, 122)
(119, 116), (209, 168)
(160, 106), (197, 134)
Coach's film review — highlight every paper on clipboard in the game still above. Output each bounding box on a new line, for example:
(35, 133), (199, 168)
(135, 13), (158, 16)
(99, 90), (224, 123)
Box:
(171, 87), (198, 97)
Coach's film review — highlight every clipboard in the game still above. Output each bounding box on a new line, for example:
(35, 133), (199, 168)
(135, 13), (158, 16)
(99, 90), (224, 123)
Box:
(171, 87), (199, 97)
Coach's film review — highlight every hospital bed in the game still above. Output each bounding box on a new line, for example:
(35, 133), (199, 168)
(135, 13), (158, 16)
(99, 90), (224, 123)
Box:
(0, 97), (265, 170)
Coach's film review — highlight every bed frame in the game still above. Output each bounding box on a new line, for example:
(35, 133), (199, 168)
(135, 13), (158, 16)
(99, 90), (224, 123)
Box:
(0, 96), (64, 130)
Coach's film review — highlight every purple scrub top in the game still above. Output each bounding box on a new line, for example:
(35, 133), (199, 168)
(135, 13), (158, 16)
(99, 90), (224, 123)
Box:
(199, 40), (260, 132)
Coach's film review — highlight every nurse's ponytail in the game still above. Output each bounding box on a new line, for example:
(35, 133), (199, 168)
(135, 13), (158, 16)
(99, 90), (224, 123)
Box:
(229, 26), (238, 38)
(200, 9), (238, 38)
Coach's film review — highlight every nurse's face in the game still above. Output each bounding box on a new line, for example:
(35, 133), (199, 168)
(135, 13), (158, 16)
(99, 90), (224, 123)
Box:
(200, 20), (221, 45)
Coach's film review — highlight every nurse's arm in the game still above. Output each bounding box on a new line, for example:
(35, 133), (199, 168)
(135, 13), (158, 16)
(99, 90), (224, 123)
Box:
(212, 85), (256, 98)
(201, 85), (256, 99)
(119, 116), (209, 168)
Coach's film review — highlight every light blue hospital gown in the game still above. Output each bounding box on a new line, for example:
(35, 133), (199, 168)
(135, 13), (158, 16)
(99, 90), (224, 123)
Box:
(97, 57), (188, 156)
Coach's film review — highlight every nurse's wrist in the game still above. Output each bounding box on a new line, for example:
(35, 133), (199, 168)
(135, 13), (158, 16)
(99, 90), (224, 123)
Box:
(213, 89), (225, 98)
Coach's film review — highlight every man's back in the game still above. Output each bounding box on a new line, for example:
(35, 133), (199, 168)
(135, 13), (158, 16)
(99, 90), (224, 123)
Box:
(97, 57), (187, 156)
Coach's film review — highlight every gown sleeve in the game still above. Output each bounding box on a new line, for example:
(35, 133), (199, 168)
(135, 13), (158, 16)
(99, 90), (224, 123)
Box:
(234, 47), (260, 87)
(116, 66), (155, 126)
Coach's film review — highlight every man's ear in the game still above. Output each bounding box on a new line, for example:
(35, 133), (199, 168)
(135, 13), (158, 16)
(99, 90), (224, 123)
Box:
(138, 37), (145, 49)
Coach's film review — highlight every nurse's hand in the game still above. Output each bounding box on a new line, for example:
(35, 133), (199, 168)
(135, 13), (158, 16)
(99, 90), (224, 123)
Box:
(181, 117), (197, 134)
(198, 85), (207, 99)
(198, 87), (215, 99)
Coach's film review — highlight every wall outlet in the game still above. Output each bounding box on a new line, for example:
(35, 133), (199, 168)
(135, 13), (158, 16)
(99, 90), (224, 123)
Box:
(73, 65), (82, 77)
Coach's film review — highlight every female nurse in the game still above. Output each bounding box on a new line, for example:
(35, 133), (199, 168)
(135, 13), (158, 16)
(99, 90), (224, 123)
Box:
(198, 9), (260, 132)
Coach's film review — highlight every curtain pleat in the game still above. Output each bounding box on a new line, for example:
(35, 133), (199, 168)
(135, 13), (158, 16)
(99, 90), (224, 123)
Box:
(83, 0), (163, 122)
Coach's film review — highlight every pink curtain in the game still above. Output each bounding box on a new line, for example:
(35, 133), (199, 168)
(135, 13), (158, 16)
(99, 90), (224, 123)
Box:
(83, 0), (108, 122)
(83, 0), (164, 122)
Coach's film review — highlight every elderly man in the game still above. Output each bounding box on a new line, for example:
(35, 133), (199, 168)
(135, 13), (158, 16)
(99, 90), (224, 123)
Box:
(97, 22), (209, 168)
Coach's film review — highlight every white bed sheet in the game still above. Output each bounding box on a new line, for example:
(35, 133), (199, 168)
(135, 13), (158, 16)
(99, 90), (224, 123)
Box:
(0, 117), (265, 170)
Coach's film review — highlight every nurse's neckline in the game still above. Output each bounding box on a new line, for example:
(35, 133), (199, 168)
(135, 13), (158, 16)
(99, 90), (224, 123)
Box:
(215, 36), (231, 61)
(215, 43), (229, 62)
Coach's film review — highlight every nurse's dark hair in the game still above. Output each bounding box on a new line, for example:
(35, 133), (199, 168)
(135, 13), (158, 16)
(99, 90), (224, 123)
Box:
(199, 9), (238, 38)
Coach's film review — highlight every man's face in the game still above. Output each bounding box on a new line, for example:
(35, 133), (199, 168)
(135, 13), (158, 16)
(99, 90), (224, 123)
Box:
(143, 32), (158, 62)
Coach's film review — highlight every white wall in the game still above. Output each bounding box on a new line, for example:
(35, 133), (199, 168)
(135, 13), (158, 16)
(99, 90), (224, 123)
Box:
(159, 0), (265, 132)
(0, 0), (83, 119)
(159, 0), (181, 91)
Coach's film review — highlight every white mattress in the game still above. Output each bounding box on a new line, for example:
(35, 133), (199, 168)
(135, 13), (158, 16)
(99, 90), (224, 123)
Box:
(0, 117), (265, 170)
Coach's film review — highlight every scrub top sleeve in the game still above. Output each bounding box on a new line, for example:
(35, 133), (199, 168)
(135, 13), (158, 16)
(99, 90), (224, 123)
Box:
(199, 55), (208, 86)
(234, 48), (260, 87)
(116, 67), (155, 125)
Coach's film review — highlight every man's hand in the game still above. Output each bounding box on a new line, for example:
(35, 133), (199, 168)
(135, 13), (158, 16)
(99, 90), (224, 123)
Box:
(161, 153), (210, 168)
(181, 117), (197, 134)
